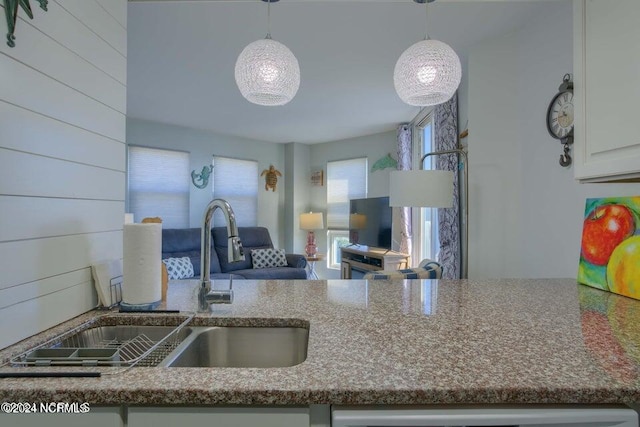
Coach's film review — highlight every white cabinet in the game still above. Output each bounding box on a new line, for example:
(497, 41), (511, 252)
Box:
(0, 404), (330, 427)
(128, 406), (311, 427)
(0, 406), (124, 427)
(573, 0), (640, 182)
(332, 405), (639, 427)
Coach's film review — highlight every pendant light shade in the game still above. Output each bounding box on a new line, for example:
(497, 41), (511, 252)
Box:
(394, 39), (461, 106)
(234, 0), (300, 106)
(235, 38), (300, 106)
(394, 0), (461, 107)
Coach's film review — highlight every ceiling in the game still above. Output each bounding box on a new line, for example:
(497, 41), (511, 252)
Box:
(127, 0), (561, 144)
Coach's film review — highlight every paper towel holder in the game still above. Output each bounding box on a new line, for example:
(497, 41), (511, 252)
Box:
(108, 276), (123, 308)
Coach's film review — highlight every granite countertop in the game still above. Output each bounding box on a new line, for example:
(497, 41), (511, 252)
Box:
(1, 278), (639, 405)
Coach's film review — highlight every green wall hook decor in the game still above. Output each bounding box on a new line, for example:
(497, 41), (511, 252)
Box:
(191, 165), (213, 189)
(4, 0), (48, 48)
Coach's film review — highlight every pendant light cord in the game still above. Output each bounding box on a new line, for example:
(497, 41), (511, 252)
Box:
(424, 1), (430, 40)
(266, 0), (272, 39)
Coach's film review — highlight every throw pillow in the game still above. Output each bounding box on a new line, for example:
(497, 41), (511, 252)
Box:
(162, 257), (194, 280)
(251, 248), (287, 269)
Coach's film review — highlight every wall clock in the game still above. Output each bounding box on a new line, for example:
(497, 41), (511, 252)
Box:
(546, 73), (574, 167)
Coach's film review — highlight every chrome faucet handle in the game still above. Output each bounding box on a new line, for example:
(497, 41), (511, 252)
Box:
(204, 276), (234, 305)
(206, 289), (233, 304)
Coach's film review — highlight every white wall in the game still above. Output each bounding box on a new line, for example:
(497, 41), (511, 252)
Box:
(0, 0), (127, 349)
(468, 0), (640, 279)
(284, 142), (311, 254)
(308, 130), (398, 279)
(468, 22), (524, 279)
(126, 118), (286, 247)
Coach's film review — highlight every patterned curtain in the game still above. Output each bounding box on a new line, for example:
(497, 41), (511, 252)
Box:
(434, 94), (460, 279)
(396, 124), (412, 257)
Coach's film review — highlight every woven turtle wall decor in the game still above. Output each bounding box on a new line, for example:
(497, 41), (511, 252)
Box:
(261, 165), (282, 192)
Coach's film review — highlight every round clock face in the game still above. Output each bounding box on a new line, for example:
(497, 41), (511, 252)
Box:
(547, 90), (574, 140)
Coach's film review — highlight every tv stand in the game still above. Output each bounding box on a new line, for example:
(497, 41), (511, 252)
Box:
(340, 246), (409, 279)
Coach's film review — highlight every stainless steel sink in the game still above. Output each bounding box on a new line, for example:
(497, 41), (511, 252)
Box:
(13, 321), (308, 368)
(160, 326), (309, 368)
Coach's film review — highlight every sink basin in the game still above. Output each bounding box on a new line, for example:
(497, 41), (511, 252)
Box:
(161, 326), (309, 368)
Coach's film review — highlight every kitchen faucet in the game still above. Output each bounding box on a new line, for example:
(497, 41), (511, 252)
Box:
(198, 199), (244, 311)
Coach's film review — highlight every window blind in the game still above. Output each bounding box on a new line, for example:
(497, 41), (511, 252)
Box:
(212, 157), (258, 227)
(327, 158), (368, 229)
(128, 146), (190, 228)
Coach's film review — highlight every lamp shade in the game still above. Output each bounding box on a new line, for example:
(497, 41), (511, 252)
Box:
(349, 213), (367, 230)
(393, 39), (462, 107)
(300, 212), (324, 230)
(389, 170), (454, 208)
(235, 38), (300, 106)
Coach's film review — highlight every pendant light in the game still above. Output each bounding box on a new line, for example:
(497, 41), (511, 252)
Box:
(394, 0), (461, 107)
(235, 0), (300, 106)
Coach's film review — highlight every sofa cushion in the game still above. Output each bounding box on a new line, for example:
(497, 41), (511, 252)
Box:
(162, 228), (222, 275)
(285, 253), (307, 269)
(230, 267), (308, 280)
(251, 248), (287, 269)
(213, 226), (273, 272)
(162, 257), (194, 279)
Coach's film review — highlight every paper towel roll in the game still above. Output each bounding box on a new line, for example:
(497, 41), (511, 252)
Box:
(123, 223), (162, 305)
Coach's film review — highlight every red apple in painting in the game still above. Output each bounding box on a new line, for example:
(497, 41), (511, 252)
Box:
(581, 204), (635, 266)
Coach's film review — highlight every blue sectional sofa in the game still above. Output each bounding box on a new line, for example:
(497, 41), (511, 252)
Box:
(161, 226), (308, 280)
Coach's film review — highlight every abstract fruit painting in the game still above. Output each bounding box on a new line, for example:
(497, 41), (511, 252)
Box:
(607, 235), (640, 300)
(581, 204), (635, 266)
(578, 196), (640, 301)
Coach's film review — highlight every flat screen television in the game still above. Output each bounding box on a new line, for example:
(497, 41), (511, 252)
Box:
(349, 196), (392, 249)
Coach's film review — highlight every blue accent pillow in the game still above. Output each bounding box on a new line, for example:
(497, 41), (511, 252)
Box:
(162, 257), (194, 279)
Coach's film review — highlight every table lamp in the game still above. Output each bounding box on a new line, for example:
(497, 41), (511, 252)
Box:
(300, 212), (324, 257)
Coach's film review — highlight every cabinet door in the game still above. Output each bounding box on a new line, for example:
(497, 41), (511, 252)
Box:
(128, 406), (310, 427)
(574, 0), (640, 181)
(0, 406), (124, 427)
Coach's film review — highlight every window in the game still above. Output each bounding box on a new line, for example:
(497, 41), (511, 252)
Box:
(413, 114), (440, 263)
(127, 146), (190, 228)
(326, 158), (367, 269)
(212, 156), (258, 227)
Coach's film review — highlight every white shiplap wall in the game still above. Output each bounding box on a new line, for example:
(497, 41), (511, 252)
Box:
(0, 0), (126, 349)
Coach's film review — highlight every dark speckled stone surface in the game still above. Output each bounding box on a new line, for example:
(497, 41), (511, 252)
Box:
(0, 278), (639, 405)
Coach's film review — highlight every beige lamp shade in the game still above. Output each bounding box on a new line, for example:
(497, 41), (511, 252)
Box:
(389, 170), (455, 208)
(349, 213), (367, 230)
(300, 212), (324, 230)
